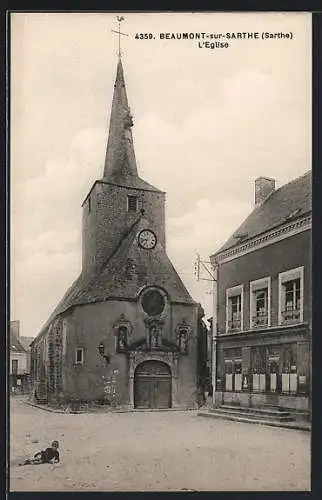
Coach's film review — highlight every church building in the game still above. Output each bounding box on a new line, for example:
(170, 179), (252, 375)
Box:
(30, 56), (203, 410)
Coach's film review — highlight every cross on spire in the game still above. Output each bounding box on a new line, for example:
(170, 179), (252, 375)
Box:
(111, 16), (128, 58)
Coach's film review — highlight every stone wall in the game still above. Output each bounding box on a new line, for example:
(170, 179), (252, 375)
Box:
(61, 297), (199, 407)
(217, 230), (311, 333)
(82, 181), (166, 273)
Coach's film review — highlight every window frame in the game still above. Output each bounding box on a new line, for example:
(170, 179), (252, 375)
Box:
(75, 347), (84, 365)
(249, 276), (271, 329)
(225, 284), (244, 333)
(278, 267), (304, 325)
(12, 359), (18, 374)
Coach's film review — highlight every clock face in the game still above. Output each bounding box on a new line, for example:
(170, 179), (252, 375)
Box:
(138, 229), (157, 250)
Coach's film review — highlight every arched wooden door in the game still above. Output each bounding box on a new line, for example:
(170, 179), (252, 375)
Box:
(134, 361), (172, 409)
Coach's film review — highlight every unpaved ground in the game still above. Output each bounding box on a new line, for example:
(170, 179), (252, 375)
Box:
(9, 397), (310, 491)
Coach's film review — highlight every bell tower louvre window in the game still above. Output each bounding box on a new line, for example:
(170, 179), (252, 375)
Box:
(127, 195), (138, 212)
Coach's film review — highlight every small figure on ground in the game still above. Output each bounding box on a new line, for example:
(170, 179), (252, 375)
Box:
(20, 440), (60, 465)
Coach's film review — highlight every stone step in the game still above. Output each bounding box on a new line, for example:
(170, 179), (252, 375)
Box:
(210, 407), (294, 422)
(35, 398), (48, 404)
(220, 404), (292, 417)
(198, 410), (310, 431)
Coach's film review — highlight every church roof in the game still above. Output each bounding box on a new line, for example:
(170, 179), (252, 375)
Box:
(36, 216), (196, 339)
(102, 58), (160, 194)
(212, 170), (312, 257)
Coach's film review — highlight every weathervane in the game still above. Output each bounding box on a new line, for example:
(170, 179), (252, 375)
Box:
(111, 16), (129, 58)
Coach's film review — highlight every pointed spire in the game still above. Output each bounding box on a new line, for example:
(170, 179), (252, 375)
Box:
(103, 57), (138, 180)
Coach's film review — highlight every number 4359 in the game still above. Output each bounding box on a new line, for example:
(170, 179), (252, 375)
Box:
(135, 33), (155, 39)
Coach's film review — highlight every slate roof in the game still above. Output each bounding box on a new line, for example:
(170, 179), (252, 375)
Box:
(10, 332), (27, 353)
(35, 216), (196, 340)
(213, 171), (312, 256)
(19, 336), (35, 350)
(103, 175), (163, 192)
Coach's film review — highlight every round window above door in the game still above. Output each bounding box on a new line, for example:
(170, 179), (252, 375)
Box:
(141, 289), (165, 316)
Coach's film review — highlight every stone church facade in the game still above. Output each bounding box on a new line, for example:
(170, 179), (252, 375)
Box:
(30, 58), (204, 410)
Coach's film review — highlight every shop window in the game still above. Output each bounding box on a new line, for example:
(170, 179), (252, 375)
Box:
(250, 277), (271, 329)
(75, 347), (84, 365)
(278, 267), (304, 325)
(267, 347), (280, 392)
(117, 326), (128, 352)
(251, 347), (266, 392)
(281, 344), (297, 393)
(223, 348), (242, 391)
(226, 285), (243, 333)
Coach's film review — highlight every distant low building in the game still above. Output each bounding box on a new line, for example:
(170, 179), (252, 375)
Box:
(10, 321), (34, 394)
(210, 172), (311, 423)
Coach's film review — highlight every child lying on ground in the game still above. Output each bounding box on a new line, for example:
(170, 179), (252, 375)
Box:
(20, 440), (60, 465)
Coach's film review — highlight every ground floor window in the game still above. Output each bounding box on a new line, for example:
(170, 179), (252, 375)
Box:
(223, 348), (242, 391)
(281, 343), (298, 393)
(250, 344), (298, 394)
(251, 347), (266, 392)
(219, 343), (305, 396)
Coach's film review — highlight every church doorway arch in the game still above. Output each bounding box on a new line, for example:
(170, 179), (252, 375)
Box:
(134, 361), (172, 409)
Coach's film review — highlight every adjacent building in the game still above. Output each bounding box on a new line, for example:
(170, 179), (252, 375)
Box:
(10, 321), (31, 393)
(30, 57), (205, 410)
(210, 172), (311, 422)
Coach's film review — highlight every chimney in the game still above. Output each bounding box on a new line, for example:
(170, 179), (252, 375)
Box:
(10, 320), (20, 337)
(255, 177), (275, 206)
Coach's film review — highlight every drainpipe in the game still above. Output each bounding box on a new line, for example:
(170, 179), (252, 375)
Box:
(212, 263), (219, 408)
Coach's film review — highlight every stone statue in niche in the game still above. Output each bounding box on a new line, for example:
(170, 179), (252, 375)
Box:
(177, 328), (188, 353)
(149, 325), (160, 349)
(117, 326), (127, 351)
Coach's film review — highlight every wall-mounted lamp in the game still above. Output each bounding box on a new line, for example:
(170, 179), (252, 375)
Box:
(98, 342), (110, 365)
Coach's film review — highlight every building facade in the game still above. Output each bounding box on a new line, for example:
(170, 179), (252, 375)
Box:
(30, 57), (204, 410)
(210, 173), (311, 422)
(10, 322), (30, 394)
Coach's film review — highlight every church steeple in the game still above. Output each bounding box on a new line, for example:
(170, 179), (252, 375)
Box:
(103, 57), (138, 180)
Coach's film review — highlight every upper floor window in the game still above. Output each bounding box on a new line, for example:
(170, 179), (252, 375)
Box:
(226, 285), (243, 333)
(250, 277), (271, 329)
(88, 197), (91, 213)
(12, 359), (18, 374)
(278, 267), (304, 325)
(127, 195), (138, 212)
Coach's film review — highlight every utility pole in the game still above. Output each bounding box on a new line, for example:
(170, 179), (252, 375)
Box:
(194, 254), (218, 407)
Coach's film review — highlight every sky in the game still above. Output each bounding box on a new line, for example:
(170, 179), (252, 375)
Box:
(10, 12), (311, 337)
